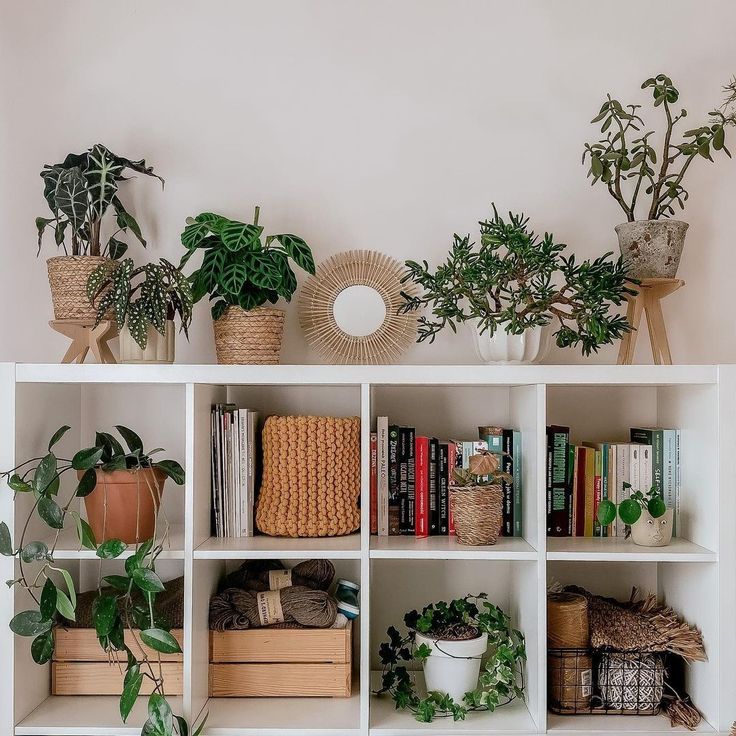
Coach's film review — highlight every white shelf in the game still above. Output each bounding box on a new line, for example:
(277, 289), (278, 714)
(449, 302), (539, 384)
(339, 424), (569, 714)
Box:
(546, 536), (716, 562)
(370, 535), (537, 560)
(194, 533), (361, 559)
(52, 524), (185, 560)
(546, 712), (715, 733)
(15, 695), (184, 735)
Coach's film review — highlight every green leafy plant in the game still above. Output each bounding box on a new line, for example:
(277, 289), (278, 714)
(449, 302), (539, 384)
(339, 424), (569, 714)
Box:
(453, 451), (511, 487)
(0, 426), (198, 736)
(597, 482), (667, 534)
(36, 143), (164, 258)
(87, 258), (193, 350)
(401, 205), (636, 355)
(178, 206), (316, 320)
(375, 594), (525, 722)
(583, 74), (736, 221)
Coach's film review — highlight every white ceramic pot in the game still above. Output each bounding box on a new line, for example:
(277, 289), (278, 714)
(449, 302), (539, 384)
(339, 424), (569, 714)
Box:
(631, 508), (674, 547)
(472, 323), (551, 365)
(119, 320), (175, 364)
(415, 631), (488, 702)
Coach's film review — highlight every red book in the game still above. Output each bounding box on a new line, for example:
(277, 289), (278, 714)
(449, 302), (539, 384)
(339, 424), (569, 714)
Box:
(415, 436), (429, 538)
(370, 432), (378, 535)
(447, 441), (457, 535)
(574, 447), (587, 537)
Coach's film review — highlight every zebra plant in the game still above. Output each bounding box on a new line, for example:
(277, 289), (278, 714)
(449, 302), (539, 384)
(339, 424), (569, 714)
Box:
(36, 144), (163, 257)
(87, 259), (193, 349)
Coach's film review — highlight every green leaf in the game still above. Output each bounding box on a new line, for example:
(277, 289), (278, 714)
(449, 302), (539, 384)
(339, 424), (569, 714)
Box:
(92, 594), (118, 637)
(55, 167), (89, 233)
(48, 425), (71, 451)
(103, 574), (131, 591)
(596, 499), (617, 527)
(38, 497), (64, 529)
(114, 425), (144, 455)
(181, 221), (212, 249)
(140, 628), (182, 654)
(75, 467), (97, 497)
(647, 496), (667, 518)
(56, 588), (76, 621)
(53, 566), (77, 609)
(120, 665), (143, 722)
(72, 446), (104, 471)
(40, 578), (57, 620)
(247, 253), (282, 291)
(125, 538), (153, 574)
(96, 432), (125, 462)
(132, 567), (165, 593)
(154, 459), (185, 485)
(147, 693), (174, 736)
(275, 234), (315, 274)
(115, 207), (146, 247)
(0, 521), (13, 555)
(20, 541), (49, 563)
(31, 630), (54, 664)
(33, 453), (57, 494)
(108, 237), (128, 260)
(220, 221), (263, 252)
(618, 497), (642, 525)
(8, 474), (31, 492)
(221, 260), (248, 295)
(10, 610), (52, 637)
(76, 516), (97, 549)
(97, 538), (128, 559)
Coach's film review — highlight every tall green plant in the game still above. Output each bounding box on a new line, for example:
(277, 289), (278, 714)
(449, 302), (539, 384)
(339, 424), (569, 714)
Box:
(0, 426), (201, 736)
(36, 144), (164, 257)
(583, 74), (736, 221)
(179, 206), (315, 319)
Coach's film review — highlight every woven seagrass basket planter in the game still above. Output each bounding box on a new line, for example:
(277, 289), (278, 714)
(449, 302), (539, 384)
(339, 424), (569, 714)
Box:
(47, 255), (111, 321)
(450, 485), (503, 546)
(213, 306), (285, 365)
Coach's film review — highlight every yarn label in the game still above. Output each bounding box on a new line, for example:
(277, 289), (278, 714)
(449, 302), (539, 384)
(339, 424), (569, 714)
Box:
(257, 590), (285, 625)
(580, 668), (592, 697)
(268, 569), (292, 590)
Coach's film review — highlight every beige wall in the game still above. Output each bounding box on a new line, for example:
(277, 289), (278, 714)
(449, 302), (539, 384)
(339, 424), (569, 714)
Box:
(1, 0), (734, 365)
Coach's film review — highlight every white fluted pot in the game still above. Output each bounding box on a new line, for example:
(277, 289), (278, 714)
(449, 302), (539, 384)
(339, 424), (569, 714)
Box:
(119, 320), (175, 364)
(472, 324), (551, 365)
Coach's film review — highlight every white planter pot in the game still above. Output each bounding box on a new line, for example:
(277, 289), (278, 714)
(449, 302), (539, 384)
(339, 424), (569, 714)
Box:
(119, 320), (175, 364)
(415, 631), (488, 703)
(630, 507), (674, 547)
(472, 323), (551, 365)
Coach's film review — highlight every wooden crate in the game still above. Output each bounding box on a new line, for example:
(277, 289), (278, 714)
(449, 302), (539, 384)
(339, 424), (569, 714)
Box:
(52, 628), (184, 696)
(209, 622), (352, 697)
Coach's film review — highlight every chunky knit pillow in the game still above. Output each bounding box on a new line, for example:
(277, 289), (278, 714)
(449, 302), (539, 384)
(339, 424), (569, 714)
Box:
(255, 416), (361, 537)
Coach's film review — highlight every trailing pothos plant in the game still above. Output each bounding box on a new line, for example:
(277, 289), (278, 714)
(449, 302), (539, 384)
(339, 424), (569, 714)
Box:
(178, 206), (315, 319)
(401, 205), (636, 356)
(597, 482), (668, 535)
(375, 594), (525, 722)
(583, 74), (736, 221)
(0, 425), (200, 736)
(87, 258), (194, 349)
(36, 143), (163, 257)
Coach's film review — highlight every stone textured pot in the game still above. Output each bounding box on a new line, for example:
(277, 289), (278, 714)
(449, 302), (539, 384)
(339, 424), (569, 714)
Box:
(631, 508), (674, 547)
(615, 220), (688, 279)
(472, 323), (551, 364)
(120, 320), (175, 364)
(81, 467), (167, 544)
(415, 631), (488, 702)
(47, 255), (111, 321)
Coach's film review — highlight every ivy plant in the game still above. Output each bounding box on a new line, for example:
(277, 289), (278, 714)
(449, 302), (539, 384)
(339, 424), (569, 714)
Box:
(178, 206), (316, 320)
(401, 205), (636, 355)
(583, 74), (736, 221)
(87, 258), (193, 350)
(0, 426), (197, 736)
(375, 593), (525, 722)
(36, 143), (163, 258)
(597, 482), (667, 535)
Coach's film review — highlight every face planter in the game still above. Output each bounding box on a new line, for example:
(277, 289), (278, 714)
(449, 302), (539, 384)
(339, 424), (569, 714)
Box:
(631, 508), (674, 547)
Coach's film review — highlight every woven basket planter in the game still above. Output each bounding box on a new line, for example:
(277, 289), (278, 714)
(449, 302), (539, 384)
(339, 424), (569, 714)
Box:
(450, 485), (503, 545)
(213, 306), (285, 365)
(47, 255), (111, 321)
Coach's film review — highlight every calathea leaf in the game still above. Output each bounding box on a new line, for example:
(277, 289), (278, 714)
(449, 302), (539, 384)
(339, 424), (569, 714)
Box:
(270, 250), (297, 300)
(247, 253), (282, 291)
(275, 234), (316, 274)
(211, 299), (228, 321)
(54, 167), (89, 233)
(197, 247), (228, 294)
(220, 221), (263, 252)
(181, 221), (212, 249)
(221, 260), (248, 296)
(237, 285), (268, 311)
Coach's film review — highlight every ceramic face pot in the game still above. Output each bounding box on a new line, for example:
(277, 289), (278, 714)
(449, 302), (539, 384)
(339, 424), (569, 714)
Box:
(631, 508), (674, 547)
(615, 220), (688, 279)
(414, 631), (488, 702)
(472, 323), (551, 365)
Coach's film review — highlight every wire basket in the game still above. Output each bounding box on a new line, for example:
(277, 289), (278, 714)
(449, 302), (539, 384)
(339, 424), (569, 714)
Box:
(548, 648), (665, 715)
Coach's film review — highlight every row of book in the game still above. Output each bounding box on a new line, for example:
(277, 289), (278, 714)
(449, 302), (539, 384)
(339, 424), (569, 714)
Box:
(546, 426), (681, 537)
(210, 404), (259, 538)
(371, 420), (522, 538)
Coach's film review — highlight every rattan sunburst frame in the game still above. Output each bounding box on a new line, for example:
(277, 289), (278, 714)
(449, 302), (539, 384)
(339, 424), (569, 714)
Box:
(298, 250), (418, 365)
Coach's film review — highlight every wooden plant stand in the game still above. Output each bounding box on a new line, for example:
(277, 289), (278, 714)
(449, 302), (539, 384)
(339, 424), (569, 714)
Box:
(617, 278), (684, 365)
(49, 319), (118, 364)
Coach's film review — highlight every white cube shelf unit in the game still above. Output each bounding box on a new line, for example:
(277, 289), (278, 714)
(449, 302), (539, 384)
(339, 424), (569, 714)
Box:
(1, 363), (734, 736)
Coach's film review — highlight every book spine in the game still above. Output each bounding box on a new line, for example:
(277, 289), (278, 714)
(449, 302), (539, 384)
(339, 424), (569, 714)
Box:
(608, 445), (616, 538)
(238, 410), (248, 538)
(640, 445), (653, 492)
(592, 449), (602, 537)
(376, 417), (389, 537)
(615, 444), (629, 537)
(583, 448), (595, 537)
(447, 441), (457, 535)
(502, 429), (513, 537)
(439, 443), (449, 535)
(398, 428), (409, 534)
(407, 427), (416, 533)
(415, 437), (429, 538)
(370, 432), (378, 535)
(630, 444), (641, 493)
(631, 429), (663, 497)
(575, 447), (586, 537)
(428, 438), (439, 535)
(210, 407), (218, 537)
(675, 430), (681, 536)
(512, 430), (522, 537)
(547, 426), (570, 536)
(246, 411), (258, 537)
(388, 425), (400, 536)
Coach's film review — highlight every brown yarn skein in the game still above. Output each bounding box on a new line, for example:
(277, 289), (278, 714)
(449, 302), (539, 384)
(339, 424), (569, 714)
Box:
(219, 559), (335, 593)
(209, 585), (337, 631)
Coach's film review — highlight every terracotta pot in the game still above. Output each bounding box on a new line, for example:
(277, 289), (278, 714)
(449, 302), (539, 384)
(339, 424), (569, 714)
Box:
(120, 320), (175, 364)
(47, 255), (112, 321)
(81, 467), (167, 544)
(615, 220), (688, 279)
(213, 306), (285, 365)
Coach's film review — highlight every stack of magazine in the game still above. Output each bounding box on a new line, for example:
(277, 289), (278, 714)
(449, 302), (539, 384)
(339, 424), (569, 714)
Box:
(210, 404), (258, 538)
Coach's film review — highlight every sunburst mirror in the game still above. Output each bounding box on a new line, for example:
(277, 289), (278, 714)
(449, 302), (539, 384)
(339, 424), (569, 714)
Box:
(298, 250), (418, 364)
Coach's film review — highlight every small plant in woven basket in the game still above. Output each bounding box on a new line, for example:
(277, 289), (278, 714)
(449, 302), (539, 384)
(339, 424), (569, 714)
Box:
(376, 593), (525, 722)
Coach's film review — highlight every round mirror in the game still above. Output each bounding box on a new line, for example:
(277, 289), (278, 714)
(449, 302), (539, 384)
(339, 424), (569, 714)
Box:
(333, 285), (386, 336)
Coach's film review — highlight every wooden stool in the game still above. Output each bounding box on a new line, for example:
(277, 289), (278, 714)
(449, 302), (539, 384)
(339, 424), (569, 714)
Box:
(617, 278), (684, 365)
(50, 320), (118, 364)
